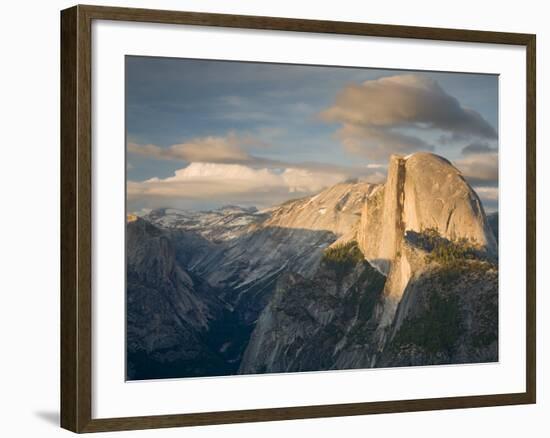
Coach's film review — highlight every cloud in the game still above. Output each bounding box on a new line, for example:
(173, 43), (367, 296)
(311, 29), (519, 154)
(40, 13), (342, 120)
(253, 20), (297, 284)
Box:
(128, 132), (384, 183)
(366, 163), (387, 169)
(334, 124), (433, 160)
(128, 133), (268, 164)
(474, 186), (499, 202)
(453, 152), (499, 211)
(216, 95), (315, 123)
(127, 162), (364, 209)
(462, 141), (498, 155)
(472, 186), (499, 213)
(453, 152), (498, 185)
(320, 74), (497, 160)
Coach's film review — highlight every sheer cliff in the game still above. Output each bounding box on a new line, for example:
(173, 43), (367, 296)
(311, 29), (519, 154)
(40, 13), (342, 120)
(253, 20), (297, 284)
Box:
(357, 153), (496, 331)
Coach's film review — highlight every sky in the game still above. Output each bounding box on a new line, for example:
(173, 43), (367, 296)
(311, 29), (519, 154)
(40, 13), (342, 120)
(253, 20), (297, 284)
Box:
(126, 56), (499, 213)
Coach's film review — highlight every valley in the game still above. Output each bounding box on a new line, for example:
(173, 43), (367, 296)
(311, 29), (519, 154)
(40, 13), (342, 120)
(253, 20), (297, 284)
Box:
(126, 152), (499, 380)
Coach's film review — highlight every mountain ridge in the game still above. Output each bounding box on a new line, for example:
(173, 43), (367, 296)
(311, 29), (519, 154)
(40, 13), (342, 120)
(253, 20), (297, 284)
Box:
(127, 152), (499, 379)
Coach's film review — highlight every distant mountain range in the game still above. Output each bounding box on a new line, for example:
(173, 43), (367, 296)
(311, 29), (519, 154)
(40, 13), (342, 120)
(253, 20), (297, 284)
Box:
(126, 152), (498, 380)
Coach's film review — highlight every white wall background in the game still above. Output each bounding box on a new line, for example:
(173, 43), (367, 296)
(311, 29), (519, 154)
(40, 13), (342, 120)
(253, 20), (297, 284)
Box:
(0, 0), (546, 436)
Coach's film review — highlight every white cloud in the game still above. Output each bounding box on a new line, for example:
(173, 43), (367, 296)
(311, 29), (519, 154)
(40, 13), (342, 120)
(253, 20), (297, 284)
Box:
(127, 162), (351, 208)
(366, 163), (387, 169)
(280, 167), (345, 193)
(127, 132), (385, 191)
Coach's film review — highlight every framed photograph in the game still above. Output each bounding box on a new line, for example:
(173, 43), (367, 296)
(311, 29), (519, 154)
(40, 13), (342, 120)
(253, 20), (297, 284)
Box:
(60, 4), (536, 433)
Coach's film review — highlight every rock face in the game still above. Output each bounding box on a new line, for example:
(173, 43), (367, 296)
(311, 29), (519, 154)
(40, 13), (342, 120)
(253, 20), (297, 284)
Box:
(487, 212), (499, 243)
(240, 242), (386, 374)
(262, 181), (377, 242)
(239, 234), (498, 374)
(127, 152), (499, 379)
(378, 253), (498, 367)
(126, 218), (249, 379)
(145, 205), (265, 243)
(239, 152), (498, 373)
(358, 154), (495, 263)
(357, 153), (496, 329)
(205, 181), (375, 323)
(144, 181), (375, 324)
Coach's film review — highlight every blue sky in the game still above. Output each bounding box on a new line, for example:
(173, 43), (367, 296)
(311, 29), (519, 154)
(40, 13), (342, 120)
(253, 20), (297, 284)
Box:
(126, 56), (498, 212)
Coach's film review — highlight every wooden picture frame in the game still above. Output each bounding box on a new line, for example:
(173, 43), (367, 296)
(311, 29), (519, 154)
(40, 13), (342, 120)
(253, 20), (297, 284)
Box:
(61, 4), (536, 433)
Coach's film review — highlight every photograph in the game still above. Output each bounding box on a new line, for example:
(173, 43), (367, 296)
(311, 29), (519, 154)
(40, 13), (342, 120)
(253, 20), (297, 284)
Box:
(125, 56), (500, 381)
(0, 0), (542, 435)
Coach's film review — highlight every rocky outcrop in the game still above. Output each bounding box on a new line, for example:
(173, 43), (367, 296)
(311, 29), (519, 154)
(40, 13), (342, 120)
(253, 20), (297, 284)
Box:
(378, 242), (498, 366)
(239, 242), (386, 374)
(262, 181), (377, 242)
(357, 153), (497, 330)
(126, 218), (244, 379)
(358, 153), (496, 264)
(126, 218), (216, 332)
